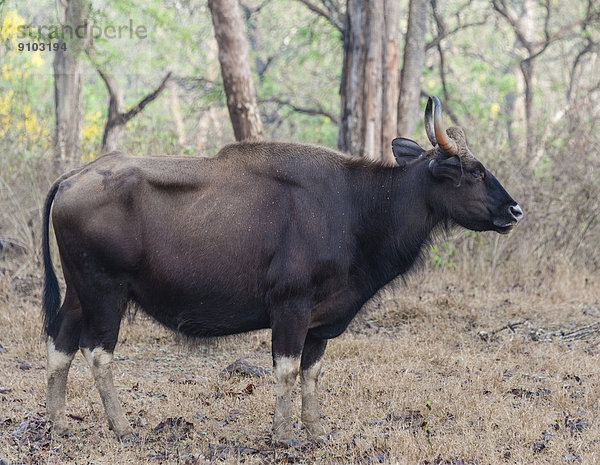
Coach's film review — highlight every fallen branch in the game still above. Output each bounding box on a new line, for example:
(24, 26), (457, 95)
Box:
(556, 321), (600, 342)
(477, 319), (527, 341)
(478, 320), (600, 344)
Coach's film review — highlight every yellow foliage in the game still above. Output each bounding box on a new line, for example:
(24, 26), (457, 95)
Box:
(81, 152), (97, 162)
(0, 11), (25, 42)
(427, 79), (435, 90)
(30, 52), (44, 68)
(490, 102), (500, 119)
(0, 11), (49, 144)
(82, 112), (102, 161)
(2, 64), (11, 80)
(0, 92), (47, 141)
(0, 91), (13, 115)
(21, 104), (41, 137)
(82, 111), (102, 142)
(1, 11), (44, 71)
(0, 91), (13, 137)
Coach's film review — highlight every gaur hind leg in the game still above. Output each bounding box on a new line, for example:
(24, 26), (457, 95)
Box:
(300, 333), (327, 441)
(46, 286), (82, 436)
(78, 280), (132, 440)
(270, 298), (312, 446)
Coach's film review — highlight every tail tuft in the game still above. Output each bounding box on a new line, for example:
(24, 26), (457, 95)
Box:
(42, 181), (62, 335)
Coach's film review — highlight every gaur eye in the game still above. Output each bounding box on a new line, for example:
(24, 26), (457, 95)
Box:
(472, 169), (484, 179)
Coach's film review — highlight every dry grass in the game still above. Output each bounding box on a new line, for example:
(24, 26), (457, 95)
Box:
(1, 257), (599, 464)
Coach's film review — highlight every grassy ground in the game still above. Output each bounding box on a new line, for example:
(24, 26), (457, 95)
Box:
(0, 258), (599, 464)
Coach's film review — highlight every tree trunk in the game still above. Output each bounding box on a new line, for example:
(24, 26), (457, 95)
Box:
(167, 79), (186, 154)
(53, 0), (90, 166)
(521, 57), (536, 166)
(382, 0), (401, 152)
(397, 0), (427, 138)
(338, 0), (398, 164)
(492, 0), (540, 166)
(208, 0), (263, 141)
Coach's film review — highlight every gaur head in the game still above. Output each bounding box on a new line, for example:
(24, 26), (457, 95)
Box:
(393, 97), (523, 234)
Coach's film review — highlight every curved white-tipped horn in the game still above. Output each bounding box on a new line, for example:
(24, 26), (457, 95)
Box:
(424, 97), (437, 147)
(433, 96), (459, 155)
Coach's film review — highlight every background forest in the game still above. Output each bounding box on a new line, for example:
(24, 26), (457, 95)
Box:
(0, 0), (599, 278)
(1, 1), (600, 464)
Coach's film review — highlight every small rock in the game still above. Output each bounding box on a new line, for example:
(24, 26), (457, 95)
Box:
(153, 417), (193, 442)
(532, 441), (546, 453)
(220, 359), (270, 378)
(583, 306), (599, 316)
(368, 419), (388, 426)
(17, 361), (32, 371)
(565, 417), (587, 435)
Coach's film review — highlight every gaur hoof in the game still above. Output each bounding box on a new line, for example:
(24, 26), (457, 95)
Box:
(51, 421), (71, 437)
(273, 437), (300, 448)
(308, 433), (328, 446)
(304, 422), (328, 444)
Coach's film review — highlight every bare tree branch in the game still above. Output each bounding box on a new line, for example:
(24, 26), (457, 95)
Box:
(491, 0), (600, 171)
(493, 0), (600, 55)
(294, 0), (344, 33)
(429, 0), (463, 128)
(88, 45), (171, 151)
(426, 1), (489, 52)
(567, 1), (600, 101)
(261, 96), (338, 124)
(121, 72), (172, 124)
(491, 0), (531, 51)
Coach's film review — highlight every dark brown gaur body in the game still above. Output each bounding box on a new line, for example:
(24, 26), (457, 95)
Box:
(42, 97), (522, 445)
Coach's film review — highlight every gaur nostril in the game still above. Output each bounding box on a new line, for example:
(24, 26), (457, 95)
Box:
(509, 204), (523, 221)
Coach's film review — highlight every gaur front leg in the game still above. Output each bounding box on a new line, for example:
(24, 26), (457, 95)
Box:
(270, 299), (311, 446)
(300, 333), (327, 441)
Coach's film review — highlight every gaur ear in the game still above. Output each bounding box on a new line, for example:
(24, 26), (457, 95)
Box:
(391, 138), (425, 165)
(428, 156), (462, 184)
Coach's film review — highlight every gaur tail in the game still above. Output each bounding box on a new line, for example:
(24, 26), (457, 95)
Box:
(42, 167), (83, 335)
(42, 178), (62, 335)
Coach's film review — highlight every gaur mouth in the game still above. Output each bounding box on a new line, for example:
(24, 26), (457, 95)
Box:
(495, 223), (515, 234)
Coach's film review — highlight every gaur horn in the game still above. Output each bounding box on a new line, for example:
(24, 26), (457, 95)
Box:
(433, 96), (459, 155)
(424, 97), (437, 147)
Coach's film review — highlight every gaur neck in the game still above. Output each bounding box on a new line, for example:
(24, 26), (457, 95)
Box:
(348, 159), (441, 289)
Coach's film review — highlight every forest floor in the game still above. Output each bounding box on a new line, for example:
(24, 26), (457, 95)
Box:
(0, 257), (599, 464)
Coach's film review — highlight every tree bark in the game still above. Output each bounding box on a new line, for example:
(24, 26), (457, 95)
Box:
(338, 0), (399, 163)
(397, 0), (427, 138)
(208, 0), (263, 141)
(167, 79), (186, 154)
(382, 0), (400, 152)
(53, 0), (90, 166)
